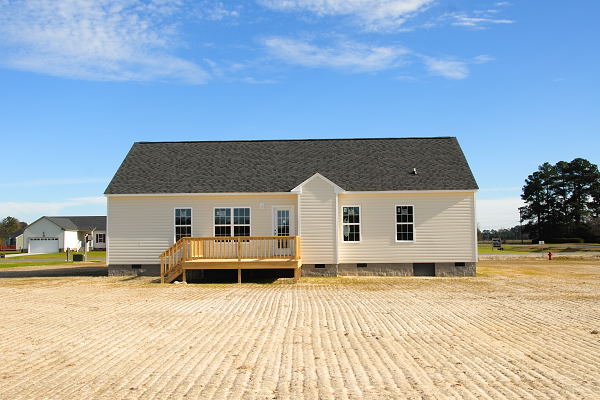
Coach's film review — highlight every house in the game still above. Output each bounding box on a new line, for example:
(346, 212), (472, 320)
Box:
(23, 216), (107, 253)
(105, 137), (477, 282)
(105, 137), (478, 282)
(15, 233), (24, 252)
(6, 229), (24, 246)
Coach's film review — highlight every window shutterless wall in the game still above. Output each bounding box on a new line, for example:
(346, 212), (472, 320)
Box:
(106, 195), (297, 266)
(338, 192), (476, 264)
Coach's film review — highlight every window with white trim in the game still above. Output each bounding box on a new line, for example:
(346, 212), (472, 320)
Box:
(342, 206), (360, 242)
(396, 206), (414, 241)
(175, 208), (192, 241)
(214, 207), (250, 237)
(95, 233), (106, 243)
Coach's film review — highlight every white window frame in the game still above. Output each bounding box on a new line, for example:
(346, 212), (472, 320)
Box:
(342, 205), (361, 243)
(395, 205), (415, 242)
(95, 233), (106, 243)
(213, 207), (251, 237)
(174, 207), (193, 243)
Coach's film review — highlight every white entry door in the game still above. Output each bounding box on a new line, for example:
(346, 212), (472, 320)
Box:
(272, 207), (294, 256)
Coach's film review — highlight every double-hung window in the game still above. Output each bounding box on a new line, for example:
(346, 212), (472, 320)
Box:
(342, 206), (360, 242)
(214, 207), (250, 237)
(175, 208), (192, 241)
(396, 206), (414, 241)
(95, 233), (106, 243)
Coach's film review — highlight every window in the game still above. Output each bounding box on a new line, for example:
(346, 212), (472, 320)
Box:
(342, 206), (360, 242)
(175, 208), (192, 241)
(214, 207), (250, 237)
(396, 206), (414, 241)
(315, 264), (325, 269)
(455, 262), (466, 267)
(95, 233), (106, 243)
(357, 263), (367, 268)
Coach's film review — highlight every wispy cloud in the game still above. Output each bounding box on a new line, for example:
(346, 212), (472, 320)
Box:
(259, 0), (434, 31)
(0, 178), (108, 188)
(443, 4), (514, 30)
(422, 56), (469, 79)
(0, 0), (210, 84)
(420, 53), (494, 79)
(193, 1), (241, 21)
(0, 197), (106, 223)
(263, 37), (409, 72)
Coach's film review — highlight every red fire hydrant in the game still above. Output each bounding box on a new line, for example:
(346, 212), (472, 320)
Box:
(548, 251), (553, 261)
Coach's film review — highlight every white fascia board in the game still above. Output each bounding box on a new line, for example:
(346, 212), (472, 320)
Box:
(342, 189), (478, 194)
(105, 192), (297, 197)
(291, 173), (345, 194)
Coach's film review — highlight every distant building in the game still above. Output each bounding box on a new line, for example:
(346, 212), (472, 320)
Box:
(23, 216), (106, 253)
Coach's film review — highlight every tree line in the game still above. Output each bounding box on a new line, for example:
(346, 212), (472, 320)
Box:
(0, 217), (27, 244)
(520, 158), (600, 242)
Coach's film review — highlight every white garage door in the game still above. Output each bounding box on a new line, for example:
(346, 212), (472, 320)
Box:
(29, 238), (59, 254)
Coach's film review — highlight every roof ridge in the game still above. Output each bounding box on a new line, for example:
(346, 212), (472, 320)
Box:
(136, 137), (456, 145)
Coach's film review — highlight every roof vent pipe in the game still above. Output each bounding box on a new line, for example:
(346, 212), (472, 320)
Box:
(413, 168), (418, 175)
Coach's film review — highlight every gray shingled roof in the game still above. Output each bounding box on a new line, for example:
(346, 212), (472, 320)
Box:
(105, 137), (478, 194)
(46, 216), (106, 231)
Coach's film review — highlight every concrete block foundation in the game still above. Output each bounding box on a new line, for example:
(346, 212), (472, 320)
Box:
(108, 264), (160, 276)
(303, 262), (477, 277)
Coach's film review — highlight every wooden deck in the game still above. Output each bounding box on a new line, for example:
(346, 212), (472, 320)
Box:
(160, 236), (301, 283)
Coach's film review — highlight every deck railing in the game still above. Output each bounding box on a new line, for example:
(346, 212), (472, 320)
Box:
(159, 236), (301, 281)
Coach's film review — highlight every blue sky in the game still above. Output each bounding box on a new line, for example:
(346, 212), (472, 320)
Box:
(0, 0), (598, 229)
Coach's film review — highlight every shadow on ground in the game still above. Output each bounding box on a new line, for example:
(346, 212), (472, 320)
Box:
(0, 265), (108, 278)
(185, 268), (294, 284)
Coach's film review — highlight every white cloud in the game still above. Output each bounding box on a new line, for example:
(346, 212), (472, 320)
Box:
(195, 1), (240, 21)
(0, 0), (209, 83)
(0, 197), (106, 223)
(422, 56), (469, 79)
(473, 54), (494, 64)
(263, 37), (409, 72)
(259, 0), (434, 30)
(445, 11), (514, 29)
(477, 197), (525, 230)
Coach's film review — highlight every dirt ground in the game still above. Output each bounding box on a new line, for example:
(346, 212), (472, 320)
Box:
(0, 258), (599, 399)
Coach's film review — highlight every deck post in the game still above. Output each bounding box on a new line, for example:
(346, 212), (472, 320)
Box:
(238, 268), (242, 284)
(294, 267), (301, 281)
(160, 257), (164, 284)
(182, 269), (187, 283)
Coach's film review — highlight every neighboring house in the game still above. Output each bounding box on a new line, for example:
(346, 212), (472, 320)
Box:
(15, 234), (24, 252)
(6, 229), (24, 247)
(105, 137), (478, 281)
(23, 216), (107, 253)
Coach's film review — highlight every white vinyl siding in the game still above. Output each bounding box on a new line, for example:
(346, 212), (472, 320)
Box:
(338, 192), (476, 263)
(298, 175), (337, 264)
(107, 195), (296, 265)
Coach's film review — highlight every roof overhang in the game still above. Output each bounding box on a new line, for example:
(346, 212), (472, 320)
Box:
(105, 192), (297, 197)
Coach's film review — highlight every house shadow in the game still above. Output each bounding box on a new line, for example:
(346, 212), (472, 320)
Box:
(0, 265), (108, 279)
(186, 268), (294, 284)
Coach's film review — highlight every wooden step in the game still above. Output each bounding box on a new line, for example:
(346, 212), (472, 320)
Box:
(163, 265), (183, 283)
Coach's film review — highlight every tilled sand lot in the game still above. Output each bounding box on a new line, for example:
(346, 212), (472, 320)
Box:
(0, 259), (599, 399)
